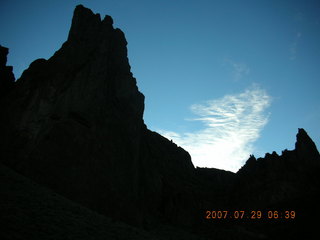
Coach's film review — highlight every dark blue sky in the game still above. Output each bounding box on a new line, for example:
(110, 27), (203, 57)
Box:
(1, 0), (320, 171)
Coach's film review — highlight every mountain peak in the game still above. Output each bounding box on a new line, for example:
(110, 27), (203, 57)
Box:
(238, 128), (320, 174)
(295, 128), (319, 162)
(0, 5), (194, 228)
(67, 5), (114, 43)
(296, 128), (315, 147)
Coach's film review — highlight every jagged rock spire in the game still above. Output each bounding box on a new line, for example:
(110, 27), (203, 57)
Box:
(67, 5), (114, 43)
(0, 45), (15, 98)
(296, 128), (320, 163)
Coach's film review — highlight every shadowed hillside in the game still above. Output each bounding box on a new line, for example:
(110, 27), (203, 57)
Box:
(0, 162), (154, 240)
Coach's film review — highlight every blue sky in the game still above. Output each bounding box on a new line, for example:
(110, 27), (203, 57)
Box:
(1, 0), (320, 172)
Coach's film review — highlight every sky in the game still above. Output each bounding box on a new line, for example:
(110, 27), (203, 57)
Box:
(1, 0), (320, 172)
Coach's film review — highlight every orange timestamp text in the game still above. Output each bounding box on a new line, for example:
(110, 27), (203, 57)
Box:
(205, 210), (296, 220)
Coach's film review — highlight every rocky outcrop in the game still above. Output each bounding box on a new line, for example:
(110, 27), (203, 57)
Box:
(234, 128), (320, 209)
(0, 5), (196, 228)
(0, 45), (15, 98)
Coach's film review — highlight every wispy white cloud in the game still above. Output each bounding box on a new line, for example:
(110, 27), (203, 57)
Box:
(290, 32), (302, 60)
(224, 58), (250, 81)
(159, 85), (271, 172)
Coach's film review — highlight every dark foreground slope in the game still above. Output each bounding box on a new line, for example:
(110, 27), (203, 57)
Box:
(0, 162), (154, 240)
(1, 162), (215, 240)
(1, 5), (320, 240)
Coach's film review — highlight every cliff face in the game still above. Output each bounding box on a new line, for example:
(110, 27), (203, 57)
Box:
(0, 5), (195, 227)
(1, 5), (320, 239)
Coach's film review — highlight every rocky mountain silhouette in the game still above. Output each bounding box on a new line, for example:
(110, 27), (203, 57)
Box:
(1, 5), (319, 239)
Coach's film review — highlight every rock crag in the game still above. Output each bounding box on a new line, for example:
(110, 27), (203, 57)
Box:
(0, 45), (15, 98)
(0, 5), (196, 228)
(235, 128), (320, 209)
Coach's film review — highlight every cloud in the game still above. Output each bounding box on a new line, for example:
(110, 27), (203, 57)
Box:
(224, 58), (250, 81)
(159, 85), (271, 172)
(290, 32), (302, 60)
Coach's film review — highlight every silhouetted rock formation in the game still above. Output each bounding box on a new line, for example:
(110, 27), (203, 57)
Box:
(0, 45), (15, 98)
(1, 5), (320, 240)
(228, 129), (320, 238)
(0, 4), (196, 228)
(234, 128), (320, 209)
